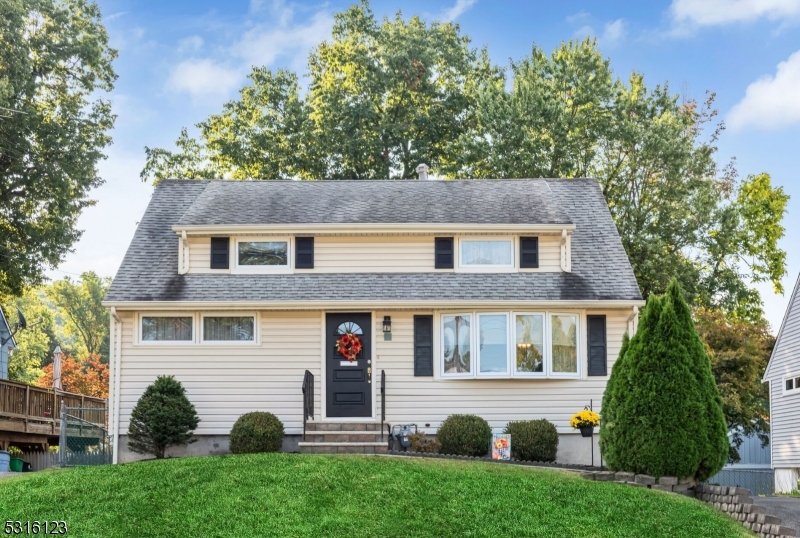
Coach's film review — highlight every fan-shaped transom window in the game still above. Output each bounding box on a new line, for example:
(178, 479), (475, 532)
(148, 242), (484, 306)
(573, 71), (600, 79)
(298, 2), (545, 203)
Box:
(337, 321), (363, 335)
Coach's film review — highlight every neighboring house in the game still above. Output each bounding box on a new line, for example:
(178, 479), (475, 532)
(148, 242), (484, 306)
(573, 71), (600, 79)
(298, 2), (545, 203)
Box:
(0, 307), (17, 380)
(708, 429), (773, 495)
(763, 272), (800, 493)
(104, 176), (644, 464)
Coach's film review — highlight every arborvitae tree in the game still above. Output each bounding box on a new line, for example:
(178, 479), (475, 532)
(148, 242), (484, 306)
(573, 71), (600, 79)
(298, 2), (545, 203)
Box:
(128, 376), (200, 459)
(600, 280), (728, 480)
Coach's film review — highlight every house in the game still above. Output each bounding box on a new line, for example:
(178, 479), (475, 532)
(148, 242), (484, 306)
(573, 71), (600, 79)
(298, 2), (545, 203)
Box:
(0, 307), (17, 380)
(708, 429), (772, 495)
(763, 272), (800, 493)
(104, 175), (644, 464)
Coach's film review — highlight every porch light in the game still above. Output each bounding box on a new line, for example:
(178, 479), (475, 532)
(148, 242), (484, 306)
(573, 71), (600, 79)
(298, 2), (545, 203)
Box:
(383, 316), (392, 333)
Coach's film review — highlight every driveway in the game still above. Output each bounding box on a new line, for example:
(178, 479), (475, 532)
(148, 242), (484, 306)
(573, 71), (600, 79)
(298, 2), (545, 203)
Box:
(753, 496), (800, 533)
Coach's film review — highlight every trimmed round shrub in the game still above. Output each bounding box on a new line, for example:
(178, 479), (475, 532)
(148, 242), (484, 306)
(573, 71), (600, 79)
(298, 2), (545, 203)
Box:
(437, 414), (492, 457)
(229, 412), (285, 454)
(503, 419), (558, 462)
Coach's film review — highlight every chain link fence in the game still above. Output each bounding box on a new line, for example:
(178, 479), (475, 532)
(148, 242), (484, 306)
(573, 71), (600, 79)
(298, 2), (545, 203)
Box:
(58, 404), (111, 467)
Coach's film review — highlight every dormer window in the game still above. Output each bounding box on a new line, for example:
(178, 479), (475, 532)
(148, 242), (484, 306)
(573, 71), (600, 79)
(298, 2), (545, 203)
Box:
(233, 237), (291, 272)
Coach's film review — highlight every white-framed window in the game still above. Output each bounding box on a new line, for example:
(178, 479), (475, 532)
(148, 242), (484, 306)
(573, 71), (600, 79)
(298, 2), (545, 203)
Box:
(234, 237), (290, 272)
(440, 311), (581, 379)
(783, 372), (800, 395)
(139, 314), (194, 344)
(201, 313), (257, 344)
(458, 237), (514, 269)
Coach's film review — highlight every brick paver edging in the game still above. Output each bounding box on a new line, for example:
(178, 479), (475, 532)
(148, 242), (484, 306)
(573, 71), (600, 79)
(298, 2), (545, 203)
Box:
(385, 449), (604, 471)
(582, 471), (798, 538)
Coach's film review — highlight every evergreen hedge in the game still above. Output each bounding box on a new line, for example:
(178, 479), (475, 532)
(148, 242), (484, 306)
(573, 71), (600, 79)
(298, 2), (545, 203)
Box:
(503, 419), (558, 462)
(128, 376), (200, 459)
(599, 279), (728, 481)
(437, 414), (492, 457)
(229, 412), (285, 454)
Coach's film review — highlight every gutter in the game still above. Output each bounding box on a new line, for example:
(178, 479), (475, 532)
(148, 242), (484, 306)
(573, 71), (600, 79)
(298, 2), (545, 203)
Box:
(171, 223), (577, 236)
(103, 299), (646, 311)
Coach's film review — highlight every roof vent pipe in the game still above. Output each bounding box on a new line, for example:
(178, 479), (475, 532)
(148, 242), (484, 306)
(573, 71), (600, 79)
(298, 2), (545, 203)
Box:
(416, 163), (430, 180)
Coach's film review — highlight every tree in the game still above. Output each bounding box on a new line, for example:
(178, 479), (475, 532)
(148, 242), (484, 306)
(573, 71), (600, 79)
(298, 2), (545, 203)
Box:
(695, 308), (773, 463)
(37, 353), (108, 398)
(128, 376), (199, 459)
(141, 0), (498, 183)
(600, 280), (728, 481)
(2, 289), (57, 383)
(46, 271), (111, 362)
(450, 40), (788, 319)
(0, 0), (117, 298)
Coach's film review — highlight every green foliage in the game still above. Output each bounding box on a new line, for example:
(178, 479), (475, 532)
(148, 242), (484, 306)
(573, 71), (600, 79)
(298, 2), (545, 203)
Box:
(141, 0), (499, 183)
(229, 412), (284, 454)
(437, 414), (492, 457)
(695, 308), (773, 463)
(46, 271), (111, 362)
(2, 289), (57, 383)
(7, 446), (22, 457)
(0, 0), (117, 297)
(408, 432), (441, 453)
(128, 376), (199, 459)
(503, 419), (558, 462)
(600, 280), (728, 481)
(0, 454), (752, 537)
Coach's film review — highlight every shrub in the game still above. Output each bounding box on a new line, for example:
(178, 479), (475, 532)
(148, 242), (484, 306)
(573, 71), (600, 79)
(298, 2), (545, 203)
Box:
(7, 446), (23, 458)
(503, 419), (558, 462)
(229, 412), (284, 454)
(437, 414), (492, 457)
(128, 375), (200, 459)
(408, 432), (441, 453)
(600, 279), (728, 481)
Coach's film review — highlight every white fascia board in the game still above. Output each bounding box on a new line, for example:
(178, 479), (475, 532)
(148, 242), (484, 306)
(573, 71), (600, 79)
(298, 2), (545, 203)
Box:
(171, 223), (577, 236)
(103, 299), (645, 311)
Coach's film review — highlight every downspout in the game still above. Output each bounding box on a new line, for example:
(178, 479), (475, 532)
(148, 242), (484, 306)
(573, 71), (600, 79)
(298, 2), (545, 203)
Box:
(560, 229), (571, 272)
(111, 307), (122, 464)
(627, 306), (639, 335)
(179, 231), (189, 275)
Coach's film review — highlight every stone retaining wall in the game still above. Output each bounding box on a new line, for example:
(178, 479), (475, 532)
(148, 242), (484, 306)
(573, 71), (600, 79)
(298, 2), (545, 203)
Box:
(581, 471), (797, 538)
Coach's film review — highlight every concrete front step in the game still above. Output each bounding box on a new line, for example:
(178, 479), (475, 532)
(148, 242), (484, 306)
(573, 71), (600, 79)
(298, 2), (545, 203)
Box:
(298, 441), (389, 455)
(305, 421), (384, 432)
(306, 431), (384, 443)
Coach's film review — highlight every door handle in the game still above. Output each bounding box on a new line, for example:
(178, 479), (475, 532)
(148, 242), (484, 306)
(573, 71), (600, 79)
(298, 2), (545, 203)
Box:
(367, 367), (372, 383)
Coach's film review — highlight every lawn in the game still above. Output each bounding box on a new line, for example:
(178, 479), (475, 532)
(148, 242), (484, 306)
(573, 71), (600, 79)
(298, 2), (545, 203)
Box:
(0, 454), (752, 538)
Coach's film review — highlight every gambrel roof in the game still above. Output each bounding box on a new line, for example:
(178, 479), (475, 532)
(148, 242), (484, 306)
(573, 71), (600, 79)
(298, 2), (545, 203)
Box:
(105, 178), (642, 304)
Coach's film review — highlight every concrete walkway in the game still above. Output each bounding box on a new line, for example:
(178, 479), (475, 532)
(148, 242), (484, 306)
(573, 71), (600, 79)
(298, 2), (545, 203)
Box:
(0, 472), (19, 479)
(752, 496), (800, 533)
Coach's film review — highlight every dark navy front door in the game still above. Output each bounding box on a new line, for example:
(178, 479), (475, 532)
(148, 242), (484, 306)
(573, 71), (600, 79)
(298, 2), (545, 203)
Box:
(326, 313), (372, 418)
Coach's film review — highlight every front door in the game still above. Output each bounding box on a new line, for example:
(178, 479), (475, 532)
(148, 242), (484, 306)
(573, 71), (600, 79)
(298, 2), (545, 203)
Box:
(326, 313), (372, 418)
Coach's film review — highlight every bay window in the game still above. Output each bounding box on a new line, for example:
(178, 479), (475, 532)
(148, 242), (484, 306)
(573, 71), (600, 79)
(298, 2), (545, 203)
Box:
(441, 311), (581, 379)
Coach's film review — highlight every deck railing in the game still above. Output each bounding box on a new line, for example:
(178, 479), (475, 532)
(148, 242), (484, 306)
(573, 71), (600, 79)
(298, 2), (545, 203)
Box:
(301, 370), (314, 441)
(0, 378), (107, 433)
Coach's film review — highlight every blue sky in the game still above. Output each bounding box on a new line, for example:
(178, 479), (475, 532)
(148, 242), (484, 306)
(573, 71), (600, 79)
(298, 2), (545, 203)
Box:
(58, 0), (800, 331)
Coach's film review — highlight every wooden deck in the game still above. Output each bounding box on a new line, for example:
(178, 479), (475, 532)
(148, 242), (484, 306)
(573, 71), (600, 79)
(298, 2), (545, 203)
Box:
(0, 378), (106, 450)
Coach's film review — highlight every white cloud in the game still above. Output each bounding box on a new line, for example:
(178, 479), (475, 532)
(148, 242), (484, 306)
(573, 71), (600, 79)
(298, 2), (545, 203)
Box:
(177, 35), (204, 54)
(233, 11), (333, 69)
(670, 0), (800, 26)
(728, 50), (800, 130)
(166, 59), (242, 98)
(440, 0), (478, 22)
(572, 19), (626, 47)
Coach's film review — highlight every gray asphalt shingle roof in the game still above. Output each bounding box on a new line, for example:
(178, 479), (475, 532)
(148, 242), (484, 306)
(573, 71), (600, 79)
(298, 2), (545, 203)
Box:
(106, 179), (642, 303)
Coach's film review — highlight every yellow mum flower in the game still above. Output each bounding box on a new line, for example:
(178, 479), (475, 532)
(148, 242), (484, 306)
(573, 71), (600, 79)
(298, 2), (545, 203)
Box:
(570, 410), (600, 429)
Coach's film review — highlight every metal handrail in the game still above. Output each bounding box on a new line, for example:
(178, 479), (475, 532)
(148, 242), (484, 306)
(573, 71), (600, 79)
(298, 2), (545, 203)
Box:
(380, 370), (385, 441)
(301, 370), (314, 441)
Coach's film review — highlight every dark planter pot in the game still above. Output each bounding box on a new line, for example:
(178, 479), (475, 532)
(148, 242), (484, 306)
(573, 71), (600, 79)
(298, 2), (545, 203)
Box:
(579, 426), (594, 438)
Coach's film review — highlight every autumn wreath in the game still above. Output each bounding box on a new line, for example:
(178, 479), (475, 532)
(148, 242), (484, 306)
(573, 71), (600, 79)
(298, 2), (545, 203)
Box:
(335, 332), (363, 362)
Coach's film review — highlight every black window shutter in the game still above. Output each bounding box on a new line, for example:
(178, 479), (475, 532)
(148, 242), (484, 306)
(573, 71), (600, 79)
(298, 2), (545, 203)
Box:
(210, 237), (229, 269)
(587, 315), (607, 376)
(295, 237), (314, 269)
(520, 237), (539, 268)
(414, 315), (434, 376)
(435, 237), (454, 269)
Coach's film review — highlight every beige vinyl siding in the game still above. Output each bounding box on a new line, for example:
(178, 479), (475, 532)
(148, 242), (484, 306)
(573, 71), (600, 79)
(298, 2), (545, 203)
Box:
(186, 235), (563, 273)
(765, 275), (800, 468)
(117, 311), (322, 436)
(373, 309), (629, 433)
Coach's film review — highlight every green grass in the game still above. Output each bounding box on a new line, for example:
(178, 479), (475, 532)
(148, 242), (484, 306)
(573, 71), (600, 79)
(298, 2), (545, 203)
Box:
(0, 454), (752, 537)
